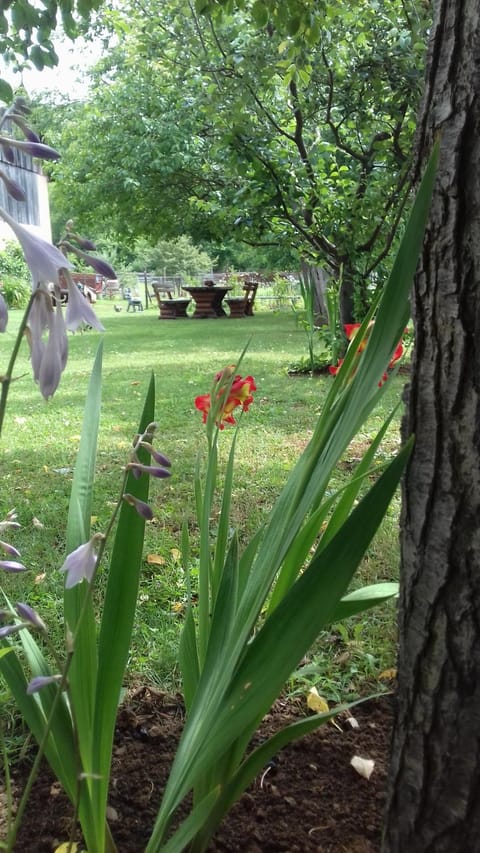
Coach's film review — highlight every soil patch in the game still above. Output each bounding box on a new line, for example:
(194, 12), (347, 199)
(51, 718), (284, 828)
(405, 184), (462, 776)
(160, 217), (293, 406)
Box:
(3, 690), (393, 852)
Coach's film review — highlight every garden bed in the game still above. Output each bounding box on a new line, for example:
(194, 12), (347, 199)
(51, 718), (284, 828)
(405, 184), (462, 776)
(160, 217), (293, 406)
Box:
(3, 691), (393, 852)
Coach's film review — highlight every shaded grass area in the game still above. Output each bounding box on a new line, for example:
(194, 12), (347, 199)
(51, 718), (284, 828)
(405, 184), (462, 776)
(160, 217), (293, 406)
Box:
(0, 303), (403, 706)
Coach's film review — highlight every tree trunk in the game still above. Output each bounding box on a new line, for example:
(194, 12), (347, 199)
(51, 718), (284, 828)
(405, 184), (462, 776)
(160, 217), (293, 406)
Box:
(383, 2), (480, 851)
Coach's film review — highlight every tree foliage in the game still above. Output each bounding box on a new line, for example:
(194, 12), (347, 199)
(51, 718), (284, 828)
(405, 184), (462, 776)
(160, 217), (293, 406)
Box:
(0, 0), (102, 102)
(35, 0), (428, 315)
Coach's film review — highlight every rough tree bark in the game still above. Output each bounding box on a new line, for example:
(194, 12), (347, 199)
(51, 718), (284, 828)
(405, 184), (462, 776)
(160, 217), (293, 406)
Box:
(383, 2), (480, 851)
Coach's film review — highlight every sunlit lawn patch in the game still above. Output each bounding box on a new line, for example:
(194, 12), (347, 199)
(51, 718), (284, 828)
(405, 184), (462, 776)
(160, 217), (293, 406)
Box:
(0, 303), (404, 697)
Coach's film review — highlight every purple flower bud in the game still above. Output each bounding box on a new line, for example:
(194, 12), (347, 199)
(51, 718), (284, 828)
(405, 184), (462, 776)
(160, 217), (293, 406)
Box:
(10, 115), (40, 142)
(16, 602), (46, 631)
(26, 674), (63, 695)
(139, 442), (171, 468)
(123, 493), (154, 520)
(127, 463), (172, 479)
(77, 238), (97, 251)
(0, 170), (26, 202)
(0, 560), (28, 573)
(0, 540), (21, 558)
(1, 143), (15, 163)
(0, 137), (60, 161)
(0, 623), (27, 639)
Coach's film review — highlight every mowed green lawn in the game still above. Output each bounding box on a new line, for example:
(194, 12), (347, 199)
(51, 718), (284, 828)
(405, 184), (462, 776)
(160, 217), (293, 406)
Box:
(0, 301), (403, 701)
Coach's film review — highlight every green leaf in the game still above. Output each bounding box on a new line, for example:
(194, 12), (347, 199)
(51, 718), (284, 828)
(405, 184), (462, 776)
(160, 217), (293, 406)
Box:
(91, 373), (155, 840)
(330, 582), (399, 621)
(0, 78), (13, 104)
(63, 342), (103, 778)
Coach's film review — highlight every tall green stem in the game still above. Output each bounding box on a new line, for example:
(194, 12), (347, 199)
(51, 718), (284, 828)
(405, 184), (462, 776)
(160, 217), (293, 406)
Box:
(0, 292), (35, 439)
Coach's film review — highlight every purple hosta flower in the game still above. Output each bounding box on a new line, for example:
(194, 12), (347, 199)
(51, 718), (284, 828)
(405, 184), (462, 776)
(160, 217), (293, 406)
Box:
(16, 602), (47, 631)
(123, 493), (154, 521)
(0, 207), (72, 288)
(0, 560), (28, 573)
(65, 275), (104, 333)
(60, 534), (104, 589)
(0, 136), (60, 161)
(0, 169), (26, 202)
(126, 462), (172, 479)
(37, 305), (69, 399)
(26, 674), (63, 695)
(0, 540), (21, 558)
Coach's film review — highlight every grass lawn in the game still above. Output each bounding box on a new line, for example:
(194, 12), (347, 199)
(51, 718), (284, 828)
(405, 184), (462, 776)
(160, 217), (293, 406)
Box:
(0, 300), (404, 715)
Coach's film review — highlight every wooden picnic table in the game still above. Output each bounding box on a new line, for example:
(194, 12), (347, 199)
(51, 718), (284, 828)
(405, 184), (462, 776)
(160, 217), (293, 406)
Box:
(182, 285), (232, 318)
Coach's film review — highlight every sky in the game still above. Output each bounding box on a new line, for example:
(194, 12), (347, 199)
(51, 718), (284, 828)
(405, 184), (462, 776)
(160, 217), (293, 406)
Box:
(1, 36), (104, 99)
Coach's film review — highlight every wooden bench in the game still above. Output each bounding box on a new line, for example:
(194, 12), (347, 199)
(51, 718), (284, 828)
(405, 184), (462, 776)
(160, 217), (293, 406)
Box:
(152, 284), (191, 319)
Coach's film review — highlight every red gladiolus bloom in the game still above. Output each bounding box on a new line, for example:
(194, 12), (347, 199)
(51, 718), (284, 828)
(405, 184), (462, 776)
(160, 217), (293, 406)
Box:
(195, 371), (257, 429)
(329, 323), (404, 383)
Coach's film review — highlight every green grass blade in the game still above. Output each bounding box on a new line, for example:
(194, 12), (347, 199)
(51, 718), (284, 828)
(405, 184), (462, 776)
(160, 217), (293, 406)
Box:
(179, 608), (200, 713)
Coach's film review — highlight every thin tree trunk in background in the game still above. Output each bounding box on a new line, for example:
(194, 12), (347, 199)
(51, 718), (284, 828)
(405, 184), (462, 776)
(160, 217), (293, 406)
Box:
(300, 261), (329, 323)
(383, 2), (480, 851)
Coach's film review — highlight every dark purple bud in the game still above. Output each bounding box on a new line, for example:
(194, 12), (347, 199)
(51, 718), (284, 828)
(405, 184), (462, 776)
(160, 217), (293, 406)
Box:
(83, 254), (116, 279)
(61, 242), (116, 279)
(16, 602), (46, 631)
(77, 238), (97, 251)
(0, 170), (26, 202)
(140, 442), (171, 468)
(127, 462), (172, 479)
(1, 143), (15, 163)
(0, 137), (60, 161)
(13, 97), (31, 116)
(123, 493), (154, 520)
(10, 115), (40, 142)
(0, 559), (27, 573)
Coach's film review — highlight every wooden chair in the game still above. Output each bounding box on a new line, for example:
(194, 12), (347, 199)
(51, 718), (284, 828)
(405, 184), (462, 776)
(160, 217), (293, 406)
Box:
(243, 281), (258, 316)
(226, 297), (247, 318)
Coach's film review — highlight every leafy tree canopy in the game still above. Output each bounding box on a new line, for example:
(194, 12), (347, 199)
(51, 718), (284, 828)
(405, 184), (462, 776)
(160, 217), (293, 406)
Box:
(34, 0), (428, 311)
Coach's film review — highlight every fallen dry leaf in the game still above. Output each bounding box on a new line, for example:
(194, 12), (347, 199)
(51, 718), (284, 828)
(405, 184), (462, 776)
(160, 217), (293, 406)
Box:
(379, 668), (397, 680)
(32, 516), (45, 529)
(307, 687), (329, 714)
(146, 554), (166, 566)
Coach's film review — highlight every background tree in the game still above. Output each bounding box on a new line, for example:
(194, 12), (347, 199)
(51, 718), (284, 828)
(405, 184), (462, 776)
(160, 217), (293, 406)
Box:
(382, 1), (480, 849)
(36, 0), (427, 318)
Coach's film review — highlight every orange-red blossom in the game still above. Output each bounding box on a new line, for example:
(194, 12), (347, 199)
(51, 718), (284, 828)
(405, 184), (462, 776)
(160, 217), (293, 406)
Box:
(329, 323), (404, 385)
(195, 366), (257, 429)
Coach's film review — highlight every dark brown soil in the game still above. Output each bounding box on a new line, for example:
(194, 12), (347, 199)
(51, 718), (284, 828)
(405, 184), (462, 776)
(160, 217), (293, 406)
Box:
(2, 690), (393, 852)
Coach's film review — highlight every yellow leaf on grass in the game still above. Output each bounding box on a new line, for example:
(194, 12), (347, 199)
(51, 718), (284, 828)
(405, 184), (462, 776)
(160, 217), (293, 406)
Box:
(379, 668), (397, 680)
(54, 844), (81, 853)
(146, 554), (166, 566)
(90, 515), (98, 525)
(171, 548), (181, 561)
(307, 687), (329, 714)
(34, 572), (46, 584)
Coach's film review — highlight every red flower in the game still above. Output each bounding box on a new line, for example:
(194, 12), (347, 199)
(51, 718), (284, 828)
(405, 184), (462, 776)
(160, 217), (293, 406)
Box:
(329, 323), (404, 384)
(195, 369), (257, 429)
